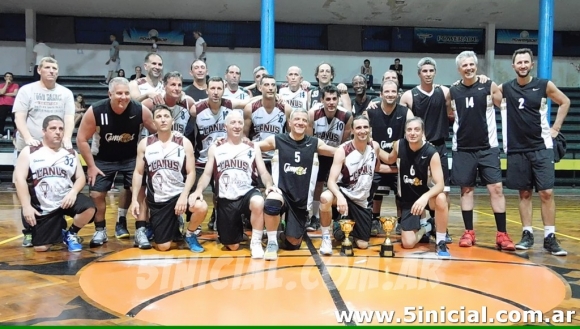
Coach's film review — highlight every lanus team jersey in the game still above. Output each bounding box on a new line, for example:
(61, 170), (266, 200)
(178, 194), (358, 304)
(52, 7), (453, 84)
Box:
(279, 87), (308, 110)
(367, 104), (408, 152)
(136, 78), (164, 95)
(213, 140), (257, 200)
(90, 99), (143, 162)
(223, 87), (249, 100)
(194, 98), (237, 166)
(310, 86), (347, 109)
(337, 141), (377, 207)
(411, 86), (449, 143)
(450, 80), (498, 151)
(251, 99), (286, 159)
(145, 133), (187, 203)
(501, 77), (552, 153)
(163, 93), (191, 134)
(396, 139), (437, 206)
(27, 144), (78, 215)
(271, 133), (319, 211)
(312, 108), (351, 147)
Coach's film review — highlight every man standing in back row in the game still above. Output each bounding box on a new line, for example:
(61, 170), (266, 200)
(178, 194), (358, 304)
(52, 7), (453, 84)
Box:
(500, 48), (569, 256)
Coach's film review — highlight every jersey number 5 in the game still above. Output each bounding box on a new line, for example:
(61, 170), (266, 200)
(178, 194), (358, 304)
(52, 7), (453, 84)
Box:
(295, 151), (300, 163)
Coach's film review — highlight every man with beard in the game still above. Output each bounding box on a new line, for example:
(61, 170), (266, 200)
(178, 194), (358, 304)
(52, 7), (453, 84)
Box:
(500, 48), (570, 256)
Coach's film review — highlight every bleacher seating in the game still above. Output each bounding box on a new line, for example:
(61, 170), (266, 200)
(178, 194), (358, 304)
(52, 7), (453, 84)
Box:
(1, 76), (579, 187)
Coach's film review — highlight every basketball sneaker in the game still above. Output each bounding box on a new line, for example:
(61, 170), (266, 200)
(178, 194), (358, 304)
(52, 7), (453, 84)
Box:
(306, 216), (320, 232)
(319, 235), (333, 255)
(544, 233), (567, 256)
(22, 233), (33, 247)
(515, 230), (534, 250)
(134, 227), (152, 250)
(496, 232), (515, 251)
(62, 229), (83, 252)
(436, 240), (450, 258)
(459, 230), (475, 247)
(115, 216), (130, 239)
(250, 241), (264, 259)
(89, 228), (108, 248)
(185, 234), (204, 253)
(264, 241), (279, 261)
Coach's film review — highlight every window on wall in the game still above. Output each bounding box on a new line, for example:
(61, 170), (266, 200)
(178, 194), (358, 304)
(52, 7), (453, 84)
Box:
(0, 14), (25, 41)
(275, 23), (327, 50)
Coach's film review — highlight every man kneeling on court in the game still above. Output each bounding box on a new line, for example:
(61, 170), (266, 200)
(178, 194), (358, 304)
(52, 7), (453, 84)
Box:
(378, 117), (450, 257)
(188, 111), (279, 258)
(14, 115), (96, 252)
(130, 105), (198, 252)
(319, 115), (381, 254)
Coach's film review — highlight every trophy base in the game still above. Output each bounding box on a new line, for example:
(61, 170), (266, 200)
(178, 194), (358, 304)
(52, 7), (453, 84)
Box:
(380, 244), (395, 258)
(340, 245), (354, 257)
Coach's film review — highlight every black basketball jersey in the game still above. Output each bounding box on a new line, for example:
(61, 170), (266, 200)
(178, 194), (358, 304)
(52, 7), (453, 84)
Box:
(411, 86), (449, 143)
(271, 133), (319, 210)
(449, 80), (498, 151)
(397, 139), (437, 206)
(501, 77), (552, 153)
(310, 87), (323, 109)
(367, 104), (408, 152)
(91, 99), (143, 162)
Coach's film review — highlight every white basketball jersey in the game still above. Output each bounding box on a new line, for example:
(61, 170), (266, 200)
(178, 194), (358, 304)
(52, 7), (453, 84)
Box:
(144, 133), (186, 203)
(279, 87), (308, 110)
(312, 108), (350, 147)
(195, 99), (236, 166)
(136, 78), (164, 95)
(167, 95), (191, 135)
(337, 141), (376, 207)
(28, 145), (78, 215)
(251, 100), (286, 159)
(223, 87), (249, 100)
(214, 140), (256, 200)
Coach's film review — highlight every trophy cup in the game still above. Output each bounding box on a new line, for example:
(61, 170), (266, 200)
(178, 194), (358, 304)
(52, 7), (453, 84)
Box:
(379, 216), (396, 257)
(339, 219), (356, 257)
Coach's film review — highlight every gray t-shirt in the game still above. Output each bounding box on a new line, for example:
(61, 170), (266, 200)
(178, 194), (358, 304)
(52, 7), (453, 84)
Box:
(110, 41), (119, 59)
(12, 82), (75, 151)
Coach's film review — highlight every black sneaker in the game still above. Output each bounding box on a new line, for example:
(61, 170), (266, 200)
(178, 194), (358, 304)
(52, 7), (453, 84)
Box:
(208, 210), (216, 231)
(332, 221), (345, 242)
(445, 229), (453, 244)
(515, 230), (534, 250)
(306, 216), (320, 232)
(370, 219), (381, 236)
(544, 233), (567, 256)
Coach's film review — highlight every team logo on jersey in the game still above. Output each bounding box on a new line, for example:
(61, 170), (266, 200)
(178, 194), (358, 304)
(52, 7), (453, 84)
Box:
(38, 181), (50, 198)
(149, 159), (180, 172)
(201, 123), (226, 136)
(350, 164), (373, 182)
(34, 166), (68, 180)
(312, 90), (318, 98)
(255, 124), (281, 134)
(402, 175), (422, 186)
(218, 159), (249, 172)
(381, 141), (393, 150)
(317, 131), (340, 145)
(286, 99), (304, 109)
(284, 163), (307, 175)
(105, 133), (135, 143)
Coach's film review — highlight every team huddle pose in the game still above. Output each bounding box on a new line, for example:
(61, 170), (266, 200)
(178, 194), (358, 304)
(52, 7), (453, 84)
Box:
(13, 47), (569, 258)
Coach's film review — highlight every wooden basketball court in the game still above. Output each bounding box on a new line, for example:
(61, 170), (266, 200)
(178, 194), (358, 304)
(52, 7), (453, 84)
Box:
(0, 189), (579, 325)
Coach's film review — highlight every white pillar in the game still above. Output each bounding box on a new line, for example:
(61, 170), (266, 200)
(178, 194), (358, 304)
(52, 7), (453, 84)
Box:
(25, 8), (36, 75)
(485, 22), (495, 81)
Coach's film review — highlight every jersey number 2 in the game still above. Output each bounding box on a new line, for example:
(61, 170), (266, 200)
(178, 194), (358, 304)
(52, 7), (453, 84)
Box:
(518, 98), (525, 109)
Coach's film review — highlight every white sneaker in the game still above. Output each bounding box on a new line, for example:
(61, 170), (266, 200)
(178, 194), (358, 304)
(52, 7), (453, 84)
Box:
(250, 241), (264, 259)
(319, 235), (333, 255)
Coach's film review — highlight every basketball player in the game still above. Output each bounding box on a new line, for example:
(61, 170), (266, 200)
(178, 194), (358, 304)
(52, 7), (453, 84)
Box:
(319, 115), (381, 255)
(399, 57), (452, 243)
(309, 62), (351, 110)
(366, 70), (402, 105)
(14, 115), (96, 252)
(500, 48), (570, 256)
(142, 72), (193, 136)
(184, 60), (208, 102)
(364, 80), (413, 236)
(378, 117), (450, 257)
(246, 66), (268, 97)
(223, 65), (250, 100)
(278, 66), (309, 110)
(128, 52), (164, 102)
(257, 108), (337, 260)
(246, 75), (293, 170)
(193, 76), (256, 231)
(12, 57), (76, 247)
(76, 77), (156, 249)
(351, 74), (372, 115)
(307, 85), (352, 231)
(447, 51), (515, 251)
(188, 111), (279, 257)
(130, 105), (198, 251)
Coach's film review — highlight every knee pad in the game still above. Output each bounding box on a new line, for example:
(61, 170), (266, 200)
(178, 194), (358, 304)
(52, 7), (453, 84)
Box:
(264, 199), (283, 216)
(373, 194), (384, 202)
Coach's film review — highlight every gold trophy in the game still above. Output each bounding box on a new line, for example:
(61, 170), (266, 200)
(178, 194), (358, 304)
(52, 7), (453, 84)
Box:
(339, 219), (356, 257)
(379, 216), (397, 257)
